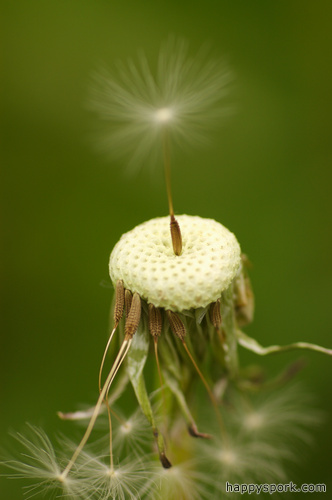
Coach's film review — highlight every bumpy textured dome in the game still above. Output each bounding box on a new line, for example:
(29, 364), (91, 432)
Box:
(109, 215), (241, 312)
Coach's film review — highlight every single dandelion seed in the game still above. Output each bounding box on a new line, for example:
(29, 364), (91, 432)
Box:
(98, 279), (125, 393)
(238, 383), (324, 446)
(91, 37), (232, 255)
(68, 448), (158, 500)
(112, 408), (154, 457)
(2, 425), (83, 499)
(91, 37), (232, 170)
(201, 437), (289, 491)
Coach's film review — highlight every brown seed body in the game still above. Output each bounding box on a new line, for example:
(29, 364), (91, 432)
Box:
(148, 304), (162, 337)
(125, 293), (141, 339)
(166, 310), (186, 341)
(170, 215), (182, 256)
(114, 280), (125, 326)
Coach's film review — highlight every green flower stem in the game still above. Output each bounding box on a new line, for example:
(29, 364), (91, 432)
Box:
(127, 317), (168, 460)
(221, 283), (240, 378)
(163, 369), (196, 428)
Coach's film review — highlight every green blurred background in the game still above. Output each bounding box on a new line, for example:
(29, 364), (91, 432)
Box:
(1, 1), (332, 498)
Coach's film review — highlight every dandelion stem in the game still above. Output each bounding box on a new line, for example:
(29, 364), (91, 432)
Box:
(60, 337), (132, 480)
(154, 337), (168, 429)
(221, 285), (239, 378)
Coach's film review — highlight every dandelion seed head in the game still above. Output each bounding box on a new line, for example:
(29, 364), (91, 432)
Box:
(109, 215), (241, 311)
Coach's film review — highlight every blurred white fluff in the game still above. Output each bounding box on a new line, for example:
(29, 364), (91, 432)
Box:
(236, 383), (324, 447)
(71, 450), (158, 500)
(2, 425), (82, 499)
(2, 424), (157, 500)
(90, 37), (232, 171)
(151, 460), (215, 500)
(1, 385), (324, 499)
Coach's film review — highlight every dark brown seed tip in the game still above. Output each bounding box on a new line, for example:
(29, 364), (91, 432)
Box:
(188, 424), (212, 439)
(159, 451), (172, 469)
(170, 215), (182, 256)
